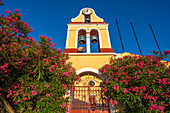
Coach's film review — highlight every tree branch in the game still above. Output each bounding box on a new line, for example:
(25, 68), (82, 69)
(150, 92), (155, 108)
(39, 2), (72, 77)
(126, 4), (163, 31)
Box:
(0, 95), (15, 113)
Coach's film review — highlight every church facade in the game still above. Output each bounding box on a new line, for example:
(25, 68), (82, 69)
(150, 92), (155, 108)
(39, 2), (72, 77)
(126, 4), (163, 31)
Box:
(64, 7), (127, 113)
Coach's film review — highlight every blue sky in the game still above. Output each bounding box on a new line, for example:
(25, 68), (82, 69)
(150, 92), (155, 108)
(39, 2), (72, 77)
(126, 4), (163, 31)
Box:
(1, 0), (170, 60)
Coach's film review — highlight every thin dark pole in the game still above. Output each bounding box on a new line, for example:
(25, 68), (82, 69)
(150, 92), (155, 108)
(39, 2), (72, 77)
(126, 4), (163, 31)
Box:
(130, 22), (143, 55)
(149, 24), (162, 54)
(115, 19), (125, 52)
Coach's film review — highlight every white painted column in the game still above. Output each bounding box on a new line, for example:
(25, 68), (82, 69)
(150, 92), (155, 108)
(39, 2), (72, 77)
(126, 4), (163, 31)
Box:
(86, 32), (91, 53)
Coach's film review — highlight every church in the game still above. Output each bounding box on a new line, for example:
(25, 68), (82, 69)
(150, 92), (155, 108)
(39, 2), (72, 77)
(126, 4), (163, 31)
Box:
(64, 7), (128, 113)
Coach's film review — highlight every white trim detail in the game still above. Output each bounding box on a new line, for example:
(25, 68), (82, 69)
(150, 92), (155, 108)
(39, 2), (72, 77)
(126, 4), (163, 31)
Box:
(76, 68), (99, 75)
(106, 25), (112, 48)
(75, 27), (88, 48)
(69, 52), (120, 56)
(71, 7), (104, 22)
(65, 26), (70, 48)
(89, 27), (102, 48)
(86, 34), (91, 53)
(90, 14), (92, 22)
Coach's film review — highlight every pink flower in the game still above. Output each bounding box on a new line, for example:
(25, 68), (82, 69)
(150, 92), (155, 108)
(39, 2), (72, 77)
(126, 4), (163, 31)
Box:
(164, 104), (168, 106)
(29, 107), (33, 110)
(125, 81), (128, 85)
(161, 92), (165, 95)
(15, 9), (19, 12)
(164, 50), (170, 55)
(110, 99), (118, 105)
(161, 110), (164, 113)
(44, 84), (50, 89)
(158, 106), (164, 110)
(152, 97), (156, 102)
(46, 94), (50, 97)
(16, 13), (22, 17)
(29, 36), (34, 42)
(43, 59), (48, 61)
(31, 90), (37, 96)
(124, 88), (128, 94)
(167, 69), (170, 74)
(13, 85), (17, 89)
(48, 38), (52, 41)
(21, 81), (24, 84)
(150, 104), (158, 111)
(46, 62), (49, 66)
(109, 60), (113, 64)
(158, 79), (162, 84)
(62, 84), (67, 89)
(39, 89), (43, 93)
(40, 35), (47, 39)
(105, 81), (109, 85)
(6, 10), (11, 14)
(4, 63), (8, 68)
(113, 84), (119, 91)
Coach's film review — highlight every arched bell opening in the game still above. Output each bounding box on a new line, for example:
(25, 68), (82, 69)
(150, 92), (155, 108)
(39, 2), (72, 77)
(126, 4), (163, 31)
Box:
(77, 30), (86, 53)
(90, 30), (100, 53)
(84, 15), (91, 24)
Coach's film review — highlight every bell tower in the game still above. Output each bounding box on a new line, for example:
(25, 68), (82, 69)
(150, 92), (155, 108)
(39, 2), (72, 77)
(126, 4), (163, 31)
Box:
(64, 7), (117, 71)
(65, 7), (118, 113)
(64, 7), (113, 53)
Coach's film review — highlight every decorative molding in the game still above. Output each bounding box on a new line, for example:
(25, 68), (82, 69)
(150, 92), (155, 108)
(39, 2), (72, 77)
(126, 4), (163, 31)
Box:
(68, 24), (108, 27)
(76, 68), (99, 75)
(68, 52), (119, 56)
(65, 26), (70, 48)
(69, 22), (106, 24)
(71, 8), (104, 22)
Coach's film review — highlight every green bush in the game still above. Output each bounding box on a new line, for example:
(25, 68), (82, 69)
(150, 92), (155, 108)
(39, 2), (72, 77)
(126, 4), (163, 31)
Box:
(99, 54), (170, 113)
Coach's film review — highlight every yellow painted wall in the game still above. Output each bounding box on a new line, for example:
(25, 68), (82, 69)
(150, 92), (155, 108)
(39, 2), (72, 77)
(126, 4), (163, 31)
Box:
(68, 54), (115, 70)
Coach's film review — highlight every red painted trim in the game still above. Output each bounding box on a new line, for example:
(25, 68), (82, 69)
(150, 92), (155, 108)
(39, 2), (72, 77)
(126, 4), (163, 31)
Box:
(70, 22), (84, 24)
(64, 48), (77, 53)
(91, 22), (105, 24)
(69, 22), (106, 24)
(100, 48), (113, 53)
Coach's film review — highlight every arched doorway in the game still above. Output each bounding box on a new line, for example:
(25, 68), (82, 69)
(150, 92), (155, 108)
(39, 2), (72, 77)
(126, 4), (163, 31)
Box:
(70, 71), (110, 113)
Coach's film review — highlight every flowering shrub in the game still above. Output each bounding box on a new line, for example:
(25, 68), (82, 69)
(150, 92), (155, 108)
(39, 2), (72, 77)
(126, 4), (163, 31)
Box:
(0, 10), (78, 113)
(99, 54), (170, 113)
